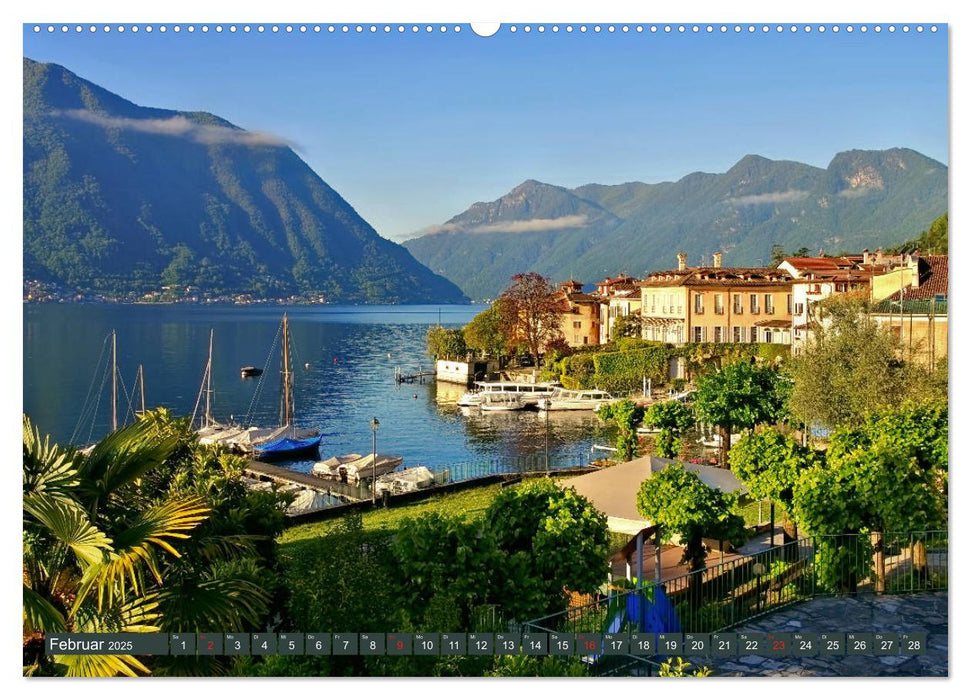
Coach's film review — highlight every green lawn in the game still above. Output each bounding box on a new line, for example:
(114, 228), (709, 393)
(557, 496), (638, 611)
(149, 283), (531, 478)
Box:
(278, 482), (504, 548)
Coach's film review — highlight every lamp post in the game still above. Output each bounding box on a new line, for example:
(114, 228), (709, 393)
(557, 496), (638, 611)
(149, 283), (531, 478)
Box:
(544, 405), (550, 476)
(370, 417), (380, 505)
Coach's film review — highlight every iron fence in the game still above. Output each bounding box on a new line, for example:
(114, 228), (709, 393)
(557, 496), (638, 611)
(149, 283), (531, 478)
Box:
(524, 529), (947, 676)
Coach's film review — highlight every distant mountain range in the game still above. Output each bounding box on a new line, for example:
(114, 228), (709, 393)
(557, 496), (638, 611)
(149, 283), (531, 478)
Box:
(23, 58), (468, 304)
(404, 149), (947, 300)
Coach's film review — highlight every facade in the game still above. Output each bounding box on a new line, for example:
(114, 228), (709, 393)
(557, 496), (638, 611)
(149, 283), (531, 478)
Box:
(779, 256), (873, 355)
(595, 275), (642, 344)
(640, 252), (794, 346)
(553, 280), (601, 348)
(870, 255), (948, 366)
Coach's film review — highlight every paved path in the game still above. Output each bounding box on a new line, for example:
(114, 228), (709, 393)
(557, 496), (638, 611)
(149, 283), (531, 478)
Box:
(706, 592), (947, 676)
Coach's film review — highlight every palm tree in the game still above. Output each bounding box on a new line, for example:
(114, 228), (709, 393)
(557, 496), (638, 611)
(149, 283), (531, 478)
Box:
(23, 413), (210, 676)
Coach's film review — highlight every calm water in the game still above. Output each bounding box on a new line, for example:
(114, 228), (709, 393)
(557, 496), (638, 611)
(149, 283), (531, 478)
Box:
(23, 304), (611, 472)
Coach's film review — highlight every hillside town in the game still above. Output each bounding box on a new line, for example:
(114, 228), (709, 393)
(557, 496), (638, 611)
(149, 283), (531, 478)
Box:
(551, 248), (946, 368)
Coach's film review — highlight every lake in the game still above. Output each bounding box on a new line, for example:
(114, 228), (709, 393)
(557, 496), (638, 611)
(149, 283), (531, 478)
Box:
(23, 304), (612, 472)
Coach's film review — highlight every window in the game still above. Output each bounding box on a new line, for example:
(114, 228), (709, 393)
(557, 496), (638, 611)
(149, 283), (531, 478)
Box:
(750, 294), (760, 314)
(714, 294), (724, 314)
(764, 329), (773, 343)
(836, 283), (846, 292)
(732, 326), (742, 343)
(750, 327), (758, 343)
(733, 294), (743, 314)
(651, 294), (656, 313)
(794, 302), (805, 316)
(693, 326), (704, 343)
(765, 294), (775, 314)
(787, 294), (793, 315)
(583, 336), (588, 345)
(573, 321), (582, 329)
(694, 294), (704, 314)
(713, 326), (724, 342)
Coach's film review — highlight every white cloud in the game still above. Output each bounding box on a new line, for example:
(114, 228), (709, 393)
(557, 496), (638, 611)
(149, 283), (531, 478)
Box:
(413, 214), (590, 238)
(52, 109), (292, 148)
(724, 190), (810, 206)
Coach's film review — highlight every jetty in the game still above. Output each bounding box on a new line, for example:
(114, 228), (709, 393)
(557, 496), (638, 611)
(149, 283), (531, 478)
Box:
(394, 366), (436, 384)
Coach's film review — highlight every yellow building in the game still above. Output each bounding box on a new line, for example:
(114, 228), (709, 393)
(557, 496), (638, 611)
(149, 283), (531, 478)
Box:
(595, 274), (643, 344)
(870, 255), (947, 366)
(553, 280), (601, 348)
(640, 252), (794, 345)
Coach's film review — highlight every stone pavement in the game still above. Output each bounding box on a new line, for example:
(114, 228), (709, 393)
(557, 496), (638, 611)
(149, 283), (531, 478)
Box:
(702, 593), (947, 677)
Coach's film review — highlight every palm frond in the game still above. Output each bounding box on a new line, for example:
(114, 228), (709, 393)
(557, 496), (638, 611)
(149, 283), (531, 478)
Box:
(73, 497), (209, 611)
(56, 653), (151, 677)
(22, 584), (67, 635)
(157, 576), (270, 631)
(23, 494), (113, 566)
(75, 417), (183, 506)
(23, 414), (79, 502)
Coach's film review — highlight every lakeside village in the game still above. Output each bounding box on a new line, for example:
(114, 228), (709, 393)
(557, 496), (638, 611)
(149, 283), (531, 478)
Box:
(24, 245), (949, 677)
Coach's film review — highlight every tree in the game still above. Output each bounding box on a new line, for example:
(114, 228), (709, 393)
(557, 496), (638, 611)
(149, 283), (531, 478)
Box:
(484, 479), (609, 617)
(610, 314), (643, 341)
(498, 272), (563, 367)
(463, 303), (507, 359)
(636, 464), (746, 576)
(788, 295), (907, 430)
(23, 414), (209, 676)
(597, 399), (645, 461)
(889, 213), (948, 255)
(729, 428), (815, 540)
(643, 400), (695, 459)
(791, 401), (947, 592)
(426, 325), (467, 360)
(694, 360), (789, 467)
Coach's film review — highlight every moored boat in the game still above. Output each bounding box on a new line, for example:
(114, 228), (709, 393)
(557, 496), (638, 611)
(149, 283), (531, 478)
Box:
(312, 453), (405, 483)
(537, 388), (617, 411)
(240, 366), (263, 378)
(479, 393), (527, 411)
(457, 380), (559, 407)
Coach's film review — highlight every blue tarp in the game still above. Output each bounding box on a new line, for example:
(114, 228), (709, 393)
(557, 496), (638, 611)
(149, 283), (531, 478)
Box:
(256, 436), (321, 460)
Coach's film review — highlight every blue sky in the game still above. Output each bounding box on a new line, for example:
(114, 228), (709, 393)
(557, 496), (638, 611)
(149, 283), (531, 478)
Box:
(23, 23), (948, 240)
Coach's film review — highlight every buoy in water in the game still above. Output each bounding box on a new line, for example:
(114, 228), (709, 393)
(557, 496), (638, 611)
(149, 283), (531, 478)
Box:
(304, 362), (311, 369)
(413, 394), (418, 399)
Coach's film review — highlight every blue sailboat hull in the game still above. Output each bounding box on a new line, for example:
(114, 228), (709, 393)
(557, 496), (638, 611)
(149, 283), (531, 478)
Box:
(255, 435), (322, 461)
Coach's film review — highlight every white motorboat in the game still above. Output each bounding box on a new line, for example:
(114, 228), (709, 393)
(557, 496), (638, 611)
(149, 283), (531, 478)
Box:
(537, 388), (617, 411)
(457, 381), (559, 407)
(374, 466), (438, 496)
(479, 393), (527, 411)
(312, 453), (404, 484)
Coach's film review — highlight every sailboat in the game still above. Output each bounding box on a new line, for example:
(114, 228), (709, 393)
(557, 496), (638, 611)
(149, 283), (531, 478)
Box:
(193, 329), (288, 452)
(252, 314), (322, 461)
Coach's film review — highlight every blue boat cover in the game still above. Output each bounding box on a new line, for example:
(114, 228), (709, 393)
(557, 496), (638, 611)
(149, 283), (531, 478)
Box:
(257, 436), (322, 456)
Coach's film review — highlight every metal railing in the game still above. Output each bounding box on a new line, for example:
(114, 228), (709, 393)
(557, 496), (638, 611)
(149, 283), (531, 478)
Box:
(524, 529), (947, 676)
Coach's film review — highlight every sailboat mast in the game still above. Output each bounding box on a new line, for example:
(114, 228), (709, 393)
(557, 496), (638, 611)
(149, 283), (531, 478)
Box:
(138, 364), (146, 416)
(111, 330), (118, 432)
(205, 328), (214, 426)
(282, 314), (291, 427)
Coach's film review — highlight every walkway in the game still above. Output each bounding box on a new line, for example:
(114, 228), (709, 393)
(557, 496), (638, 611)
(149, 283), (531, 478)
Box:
(709, 593), (947, 676)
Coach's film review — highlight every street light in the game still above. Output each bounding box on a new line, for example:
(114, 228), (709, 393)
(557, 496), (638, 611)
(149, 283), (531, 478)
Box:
(370, 417), (380, 505)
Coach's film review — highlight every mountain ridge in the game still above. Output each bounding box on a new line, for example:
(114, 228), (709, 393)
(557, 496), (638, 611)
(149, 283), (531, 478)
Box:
(23, 57), (468, 304)
(404, 147), (947, 299)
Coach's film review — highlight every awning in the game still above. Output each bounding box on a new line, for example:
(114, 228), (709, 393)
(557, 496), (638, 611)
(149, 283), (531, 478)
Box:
(754, 319), (792, 329)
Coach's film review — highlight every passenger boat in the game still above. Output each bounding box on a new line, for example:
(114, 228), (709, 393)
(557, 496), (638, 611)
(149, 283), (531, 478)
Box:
(537, 388), (617, 411)
(479, 393), (527, 411)
(457, 381), (559, 407)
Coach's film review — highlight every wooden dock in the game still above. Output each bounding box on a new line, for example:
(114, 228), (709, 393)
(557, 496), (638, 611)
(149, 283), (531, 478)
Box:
(245, 460), (369, 501)
(394, 367), (436, 384)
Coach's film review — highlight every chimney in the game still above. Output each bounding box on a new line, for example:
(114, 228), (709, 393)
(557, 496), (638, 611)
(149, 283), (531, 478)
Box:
(712, 252), (723, 269)
(677, 252), (687, 272)
(862, 248), (870, 265)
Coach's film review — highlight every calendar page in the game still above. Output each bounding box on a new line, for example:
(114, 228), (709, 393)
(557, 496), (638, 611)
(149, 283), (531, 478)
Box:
(20, 2), (949, 685)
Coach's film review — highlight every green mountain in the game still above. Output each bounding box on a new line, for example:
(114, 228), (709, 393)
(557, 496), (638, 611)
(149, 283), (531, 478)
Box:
(404, 150), (947, 300)
(23, 58), (468, 303)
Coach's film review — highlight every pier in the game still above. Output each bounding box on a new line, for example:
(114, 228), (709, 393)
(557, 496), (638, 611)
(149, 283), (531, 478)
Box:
(394, 366), (436, 384)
